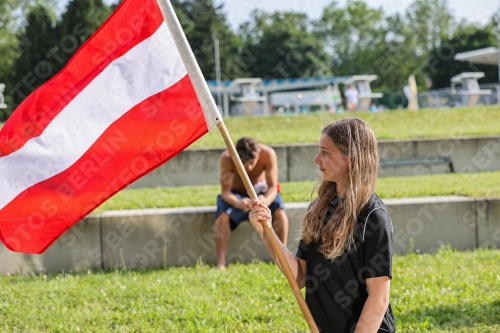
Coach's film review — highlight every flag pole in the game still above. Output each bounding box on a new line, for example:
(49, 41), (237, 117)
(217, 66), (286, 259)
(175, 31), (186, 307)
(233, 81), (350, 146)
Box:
(155, 1), (319, 332)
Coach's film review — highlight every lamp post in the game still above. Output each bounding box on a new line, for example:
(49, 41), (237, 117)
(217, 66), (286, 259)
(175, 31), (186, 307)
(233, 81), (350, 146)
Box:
(212, 32), (222, 114)
(494, 8), (500, 84)
(497, 32), (500, 85)
(493, 9), (500, 103)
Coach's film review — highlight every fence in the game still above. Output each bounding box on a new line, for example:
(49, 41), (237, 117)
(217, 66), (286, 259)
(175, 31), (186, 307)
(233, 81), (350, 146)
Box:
(418, 84), (500, 108)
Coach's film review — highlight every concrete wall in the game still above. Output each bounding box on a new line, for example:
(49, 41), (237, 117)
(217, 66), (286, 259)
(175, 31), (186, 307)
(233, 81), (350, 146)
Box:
(0, 216), (102, 275)
(99, 206), (306, 269)
(2, 197), (500, 274)
(128, 136), (500, 188)
(477, 198), (500, 248)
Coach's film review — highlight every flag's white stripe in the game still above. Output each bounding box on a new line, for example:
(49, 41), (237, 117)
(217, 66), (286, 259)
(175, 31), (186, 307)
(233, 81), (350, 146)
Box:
(0, 22), (188, 211)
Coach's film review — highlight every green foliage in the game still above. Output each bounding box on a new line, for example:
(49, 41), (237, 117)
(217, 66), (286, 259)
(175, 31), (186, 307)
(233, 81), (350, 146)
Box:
(0, 0), (19, 77)
(427, 23), (498, 89)
(1, 0), (111, 117)
(314, 0), (384, 76)
(1, 0), (499, 121)
(372, 13), (428, 96)
(313, 0), (455, 92)
(53, 0), (112, 73)
(172, 0), (246, 80)
(0, 0), (56, 118)
(406, 0), (453, 54)
(0, 0), (19, 120)
(241, 11), (330, 79)
(8, 4), (56, 108)
(93, 171), (500, 213)
(0, 250), (499, 332)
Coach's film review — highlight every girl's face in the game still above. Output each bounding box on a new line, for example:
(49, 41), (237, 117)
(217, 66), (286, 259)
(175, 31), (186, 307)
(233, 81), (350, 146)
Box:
(313, 134), (350, 183)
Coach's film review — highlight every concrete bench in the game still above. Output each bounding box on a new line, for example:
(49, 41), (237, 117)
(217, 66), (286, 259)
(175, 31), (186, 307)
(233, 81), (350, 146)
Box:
(128, 136), (500, 188)
(380, 156), (453, 171)
(378, 156), (454, 177)
(2, 197), (500, 274)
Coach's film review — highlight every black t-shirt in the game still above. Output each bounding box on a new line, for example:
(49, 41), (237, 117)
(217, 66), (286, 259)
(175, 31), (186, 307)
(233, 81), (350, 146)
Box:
(296, 193), (395, 333)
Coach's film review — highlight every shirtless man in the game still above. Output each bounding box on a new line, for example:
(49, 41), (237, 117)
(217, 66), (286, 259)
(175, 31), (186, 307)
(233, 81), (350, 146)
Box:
(215, 137), (289, 270)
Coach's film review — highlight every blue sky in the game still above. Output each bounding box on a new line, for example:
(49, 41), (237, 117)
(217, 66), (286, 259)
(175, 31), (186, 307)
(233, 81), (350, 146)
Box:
(69, 0), (499, 28)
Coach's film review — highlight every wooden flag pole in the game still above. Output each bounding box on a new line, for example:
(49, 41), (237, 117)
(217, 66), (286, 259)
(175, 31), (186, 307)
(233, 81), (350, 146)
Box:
(156, 0), (319, 331)
(216, 122), (319, 333)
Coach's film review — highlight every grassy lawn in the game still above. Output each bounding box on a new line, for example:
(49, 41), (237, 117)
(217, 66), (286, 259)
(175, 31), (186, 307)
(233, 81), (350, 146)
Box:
(93, 171), (500, 213)
(189, 105), (500, 148)
(0, 248), (499, 332)
(4, 105), (498, 147)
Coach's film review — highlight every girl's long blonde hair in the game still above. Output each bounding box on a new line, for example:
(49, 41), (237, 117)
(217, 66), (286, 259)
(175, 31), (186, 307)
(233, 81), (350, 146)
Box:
(301, 118), (379, 260)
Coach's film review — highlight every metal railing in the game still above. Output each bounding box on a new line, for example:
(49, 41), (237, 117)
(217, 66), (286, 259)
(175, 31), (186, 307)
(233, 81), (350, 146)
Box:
(417, 84), (500, 108)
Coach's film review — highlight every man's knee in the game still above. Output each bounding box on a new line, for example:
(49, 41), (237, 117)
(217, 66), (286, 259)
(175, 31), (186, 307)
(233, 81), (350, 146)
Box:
(216, 212), (230, 223)
(215, 212), (230, 233)
(272, 209), (289, 229)
(273, 208), (288, 222)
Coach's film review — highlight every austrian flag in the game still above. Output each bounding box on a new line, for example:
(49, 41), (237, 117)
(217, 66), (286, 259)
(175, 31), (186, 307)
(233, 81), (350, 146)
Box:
(0, 0), (221, 254)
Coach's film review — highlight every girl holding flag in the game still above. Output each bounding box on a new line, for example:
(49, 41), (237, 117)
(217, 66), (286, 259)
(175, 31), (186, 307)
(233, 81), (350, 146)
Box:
(249, 118), (395, 333)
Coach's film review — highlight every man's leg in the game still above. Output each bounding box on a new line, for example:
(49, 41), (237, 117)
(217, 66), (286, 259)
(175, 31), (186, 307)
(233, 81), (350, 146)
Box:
(272, 208), (289, 246)
(214, 212), (231, 270)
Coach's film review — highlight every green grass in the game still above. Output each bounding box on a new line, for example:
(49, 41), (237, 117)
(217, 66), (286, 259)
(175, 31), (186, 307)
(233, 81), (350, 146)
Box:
(2, 106), (500, 148)
(93, 171), (500, 213)
(190, 105), (500, 148)
(0, 248), (499, 332)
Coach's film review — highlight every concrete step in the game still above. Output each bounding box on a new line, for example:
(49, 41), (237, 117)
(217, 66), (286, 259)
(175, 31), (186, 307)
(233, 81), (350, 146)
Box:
(1, 196), (499, 275)
(128, 136), (500, 189)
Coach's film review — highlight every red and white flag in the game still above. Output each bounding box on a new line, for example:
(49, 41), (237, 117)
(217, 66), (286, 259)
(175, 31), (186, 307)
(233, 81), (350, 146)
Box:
(0, 0), (221, 254)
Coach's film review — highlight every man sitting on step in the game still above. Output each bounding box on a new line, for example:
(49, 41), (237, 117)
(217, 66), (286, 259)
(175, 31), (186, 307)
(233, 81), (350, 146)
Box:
(215, 137), (288, 270)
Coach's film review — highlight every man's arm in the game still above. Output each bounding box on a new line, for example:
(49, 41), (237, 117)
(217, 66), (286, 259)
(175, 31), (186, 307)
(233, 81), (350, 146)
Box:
(219, 153), (251, 211)
(260, 147), (279, 206)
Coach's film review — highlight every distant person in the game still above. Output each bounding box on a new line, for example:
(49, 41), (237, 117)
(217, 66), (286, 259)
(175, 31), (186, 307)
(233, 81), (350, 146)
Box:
(344, 84), (359, 112)
(328, 102), (335, 113)
(370, 103), (378, 113)
(215, 137), (288, 270)
(249, 118), (394, 333)
(336, 103), (345, 113)
(403, 85), (411, 103)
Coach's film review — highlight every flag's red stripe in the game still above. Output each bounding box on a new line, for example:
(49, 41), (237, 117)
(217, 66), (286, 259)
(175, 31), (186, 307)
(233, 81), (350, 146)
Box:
(0, 75), (208, 254)
(0, 0), (164, 158)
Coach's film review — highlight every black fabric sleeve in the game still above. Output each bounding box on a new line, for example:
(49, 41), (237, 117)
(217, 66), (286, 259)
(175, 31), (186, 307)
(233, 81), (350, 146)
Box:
(361, 208), (393, 279)
(296, 239), (308, 261)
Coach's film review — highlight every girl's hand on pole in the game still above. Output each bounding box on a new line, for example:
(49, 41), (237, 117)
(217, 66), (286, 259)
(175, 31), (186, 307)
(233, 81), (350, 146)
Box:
(249, 199), (272, 235)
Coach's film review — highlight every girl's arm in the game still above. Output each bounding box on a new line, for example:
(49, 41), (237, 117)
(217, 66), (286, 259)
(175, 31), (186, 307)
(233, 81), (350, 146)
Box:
(354, 276), (391, 333)
(249, 201), (307, 288)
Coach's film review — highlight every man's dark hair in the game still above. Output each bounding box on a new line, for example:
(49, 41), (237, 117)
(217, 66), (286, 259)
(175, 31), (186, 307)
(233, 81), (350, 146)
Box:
(236, 137), (260, 162)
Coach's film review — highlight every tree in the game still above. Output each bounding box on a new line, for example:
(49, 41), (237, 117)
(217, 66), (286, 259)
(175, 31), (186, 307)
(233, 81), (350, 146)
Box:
(314, 0), (384, 75)
(0, 0), (55, 82)
(52, 0), (112, 73)
(171, 0), (246, 80)
(406, 0), (453, 54)
(110, 0), (122, 11)
(240, 11), (330, 79)
(427, 22), (498, 89)
(0, 0), (19, 119)
(0, 0), (19, 82)
(8, 4), (56, 108)
(371, 12), (434, 96)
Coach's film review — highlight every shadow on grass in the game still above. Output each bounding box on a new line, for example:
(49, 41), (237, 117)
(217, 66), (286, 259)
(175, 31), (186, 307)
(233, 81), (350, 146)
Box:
(398, 300), (500, 330)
